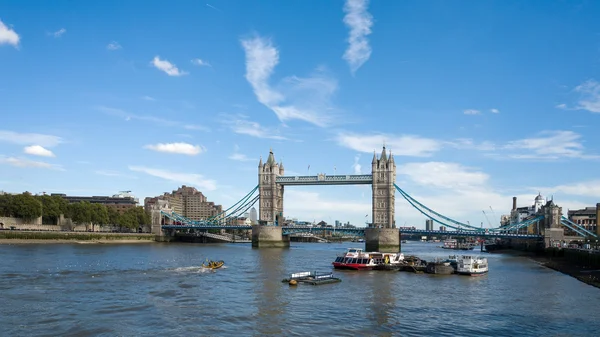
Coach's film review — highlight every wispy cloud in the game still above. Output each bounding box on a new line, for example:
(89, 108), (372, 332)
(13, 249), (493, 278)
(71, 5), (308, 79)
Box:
(463, 109), (480, 115)
(129, 165), (217, 191)
(0, 19), (20, 47)
(206, 3), (223, 12)
(490, 108), (500, 113)
(398, 162), (489, 190)
(49, 28), (66, 38)
(0, 156), (64, 171)
(143, 142), (205, 156)
(97, 106), (210, 132)
(0, 130), (63, 147)
(241, 35), (339, 127)
(229, 144), (254, 162)
(335, 132), (442, 157)
(342, 0), (373, 74)
(107, 41), (122, 50)
(574, 79), (600, 113)
(191, 58), (211, 67)
(541, 180), (600, 198)
(141, 95), (155, 101)
(94, 170), (137, 179)
(151, 56), (188, 76)
(503, 130), (598, 160)
(352, 154), (362, 174)
(220, 114), (287, 140)
(24, 145), (55, 157)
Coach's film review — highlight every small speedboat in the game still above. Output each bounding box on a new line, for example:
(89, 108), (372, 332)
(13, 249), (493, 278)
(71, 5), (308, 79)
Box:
(202, 259), (225, 269)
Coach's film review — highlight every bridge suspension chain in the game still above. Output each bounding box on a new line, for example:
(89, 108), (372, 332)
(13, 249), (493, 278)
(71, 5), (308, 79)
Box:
(561, 216), (598, 238)
(206, 185), (259, 222)
(394, 184), (485, 231)
(209, 189), (259, 224)
(213, 195), (259, 225)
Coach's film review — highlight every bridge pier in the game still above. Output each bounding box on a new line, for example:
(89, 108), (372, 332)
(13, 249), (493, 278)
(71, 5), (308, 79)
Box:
(365, 228), (401, 253)
(252, 225), (290, 248)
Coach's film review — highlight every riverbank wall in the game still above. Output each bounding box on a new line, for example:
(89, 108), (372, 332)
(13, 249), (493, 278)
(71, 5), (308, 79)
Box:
(0, 231), (155, 243)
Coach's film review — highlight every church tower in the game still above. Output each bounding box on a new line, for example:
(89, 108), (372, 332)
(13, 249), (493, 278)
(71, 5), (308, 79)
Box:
(371, 146), (396, 228)
(258, 149), (284, 225)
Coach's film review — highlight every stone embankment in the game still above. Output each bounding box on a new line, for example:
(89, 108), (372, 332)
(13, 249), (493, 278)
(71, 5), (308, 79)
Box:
(0, 231), (155, 244)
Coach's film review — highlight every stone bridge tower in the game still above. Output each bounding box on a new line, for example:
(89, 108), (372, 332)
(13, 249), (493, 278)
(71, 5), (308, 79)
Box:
(258, 149), (284, 226)
(366, 146), (400, 253)
(371, 146), (396, 228)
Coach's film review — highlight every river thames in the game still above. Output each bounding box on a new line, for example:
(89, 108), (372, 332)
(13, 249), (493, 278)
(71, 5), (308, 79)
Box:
(1, 241), (599, 336)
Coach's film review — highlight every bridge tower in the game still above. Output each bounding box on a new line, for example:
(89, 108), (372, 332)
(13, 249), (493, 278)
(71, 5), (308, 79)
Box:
(253, 149), (289, 248)
(365, 146), (400, 253)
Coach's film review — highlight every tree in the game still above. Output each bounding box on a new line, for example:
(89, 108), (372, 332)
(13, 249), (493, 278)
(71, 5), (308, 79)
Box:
(0, 194), (15, 217)
(107, 207), (120, 226)
(11, 193), (42, 220)
(69, 201), (92, 224)
(37, 195), (60, 224)
(90, 203), (109, 230)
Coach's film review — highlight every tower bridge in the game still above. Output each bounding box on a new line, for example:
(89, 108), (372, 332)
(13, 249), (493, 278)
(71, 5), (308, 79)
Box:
(152, 147), (599, 251)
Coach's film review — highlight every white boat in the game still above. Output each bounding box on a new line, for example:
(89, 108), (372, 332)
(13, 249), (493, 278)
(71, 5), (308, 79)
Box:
(332, 248), (404, 270)
(456, 255), (488, 276)
(442, 239), (457, 249)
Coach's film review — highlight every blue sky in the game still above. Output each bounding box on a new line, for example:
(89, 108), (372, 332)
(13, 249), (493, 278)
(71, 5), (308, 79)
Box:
(1, 0), (600, 228)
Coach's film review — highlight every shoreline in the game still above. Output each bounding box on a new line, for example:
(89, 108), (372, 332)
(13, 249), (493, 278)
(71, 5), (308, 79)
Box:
(487, 250), (600, 289)
(528, 255), (600, 289)
(0, 239), (155, 244)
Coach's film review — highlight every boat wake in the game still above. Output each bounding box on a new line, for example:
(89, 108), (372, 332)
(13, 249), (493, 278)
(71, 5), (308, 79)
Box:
(172, 266), (214, 273)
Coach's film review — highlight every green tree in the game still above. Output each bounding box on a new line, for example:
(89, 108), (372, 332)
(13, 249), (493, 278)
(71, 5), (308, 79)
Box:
(37, 195), (60, 224)
(0, 194), (15, 217)
(10, 193), (43, 220)
(90, 203), (109, 230)
(107, 207), (120, 226)
(69, 201), (92, 224)
(118, 211), (138, 231)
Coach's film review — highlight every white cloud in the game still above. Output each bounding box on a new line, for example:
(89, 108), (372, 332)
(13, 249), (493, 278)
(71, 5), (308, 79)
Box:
(0, 156), (64, 171)
(24, 145), (55, 157)
(128, 165), (217, 191)
(229, 144), (254, 162)
(398, 162), (488, 190)
(504, 130), (598, 160)
(286, 190), (371, 217)
(94, 170), (137, 179)
(352, 154), (362, 174)
(447, 138), (496, 151)
(0, 19), (20, 47)
(97, 106), (209, 132)
(463, 109), (480, 115)
(342, 0), (373, 74)
(0, 130), (63, 147)
(490, 108), (500, 113)
(573, 79), (600, 113)
(151, 56), (188, 76)
(49, 28), (66, 38)
(335, 132), (442, 157)
(221, 114), (287, 140)
(107, 41), (122, 50)
(541, 180), (600, 198)
(555, 103), (567, 109)
(141, 95), (155, 101)
(143, 142), (205, 156)
(191, 58), (211, 67)
(241, 36), (338, 127)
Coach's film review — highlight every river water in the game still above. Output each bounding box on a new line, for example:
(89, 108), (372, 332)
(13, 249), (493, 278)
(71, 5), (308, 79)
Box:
(0, 241), (598, 336)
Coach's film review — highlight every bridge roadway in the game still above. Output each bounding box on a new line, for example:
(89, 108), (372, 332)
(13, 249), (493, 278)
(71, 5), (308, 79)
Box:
(161, 225), (542, 239)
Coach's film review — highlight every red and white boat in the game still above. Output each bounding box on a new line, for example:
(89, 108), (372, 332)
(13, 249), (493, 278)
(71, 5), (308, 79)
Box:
(332, 248), (404, 270)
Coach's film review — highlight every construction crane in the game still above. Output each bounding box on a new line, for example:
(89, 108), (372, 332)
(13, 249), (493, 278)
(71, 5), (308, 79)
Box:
(489, 206), (498, 225)
(482, 210), (492, 228)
